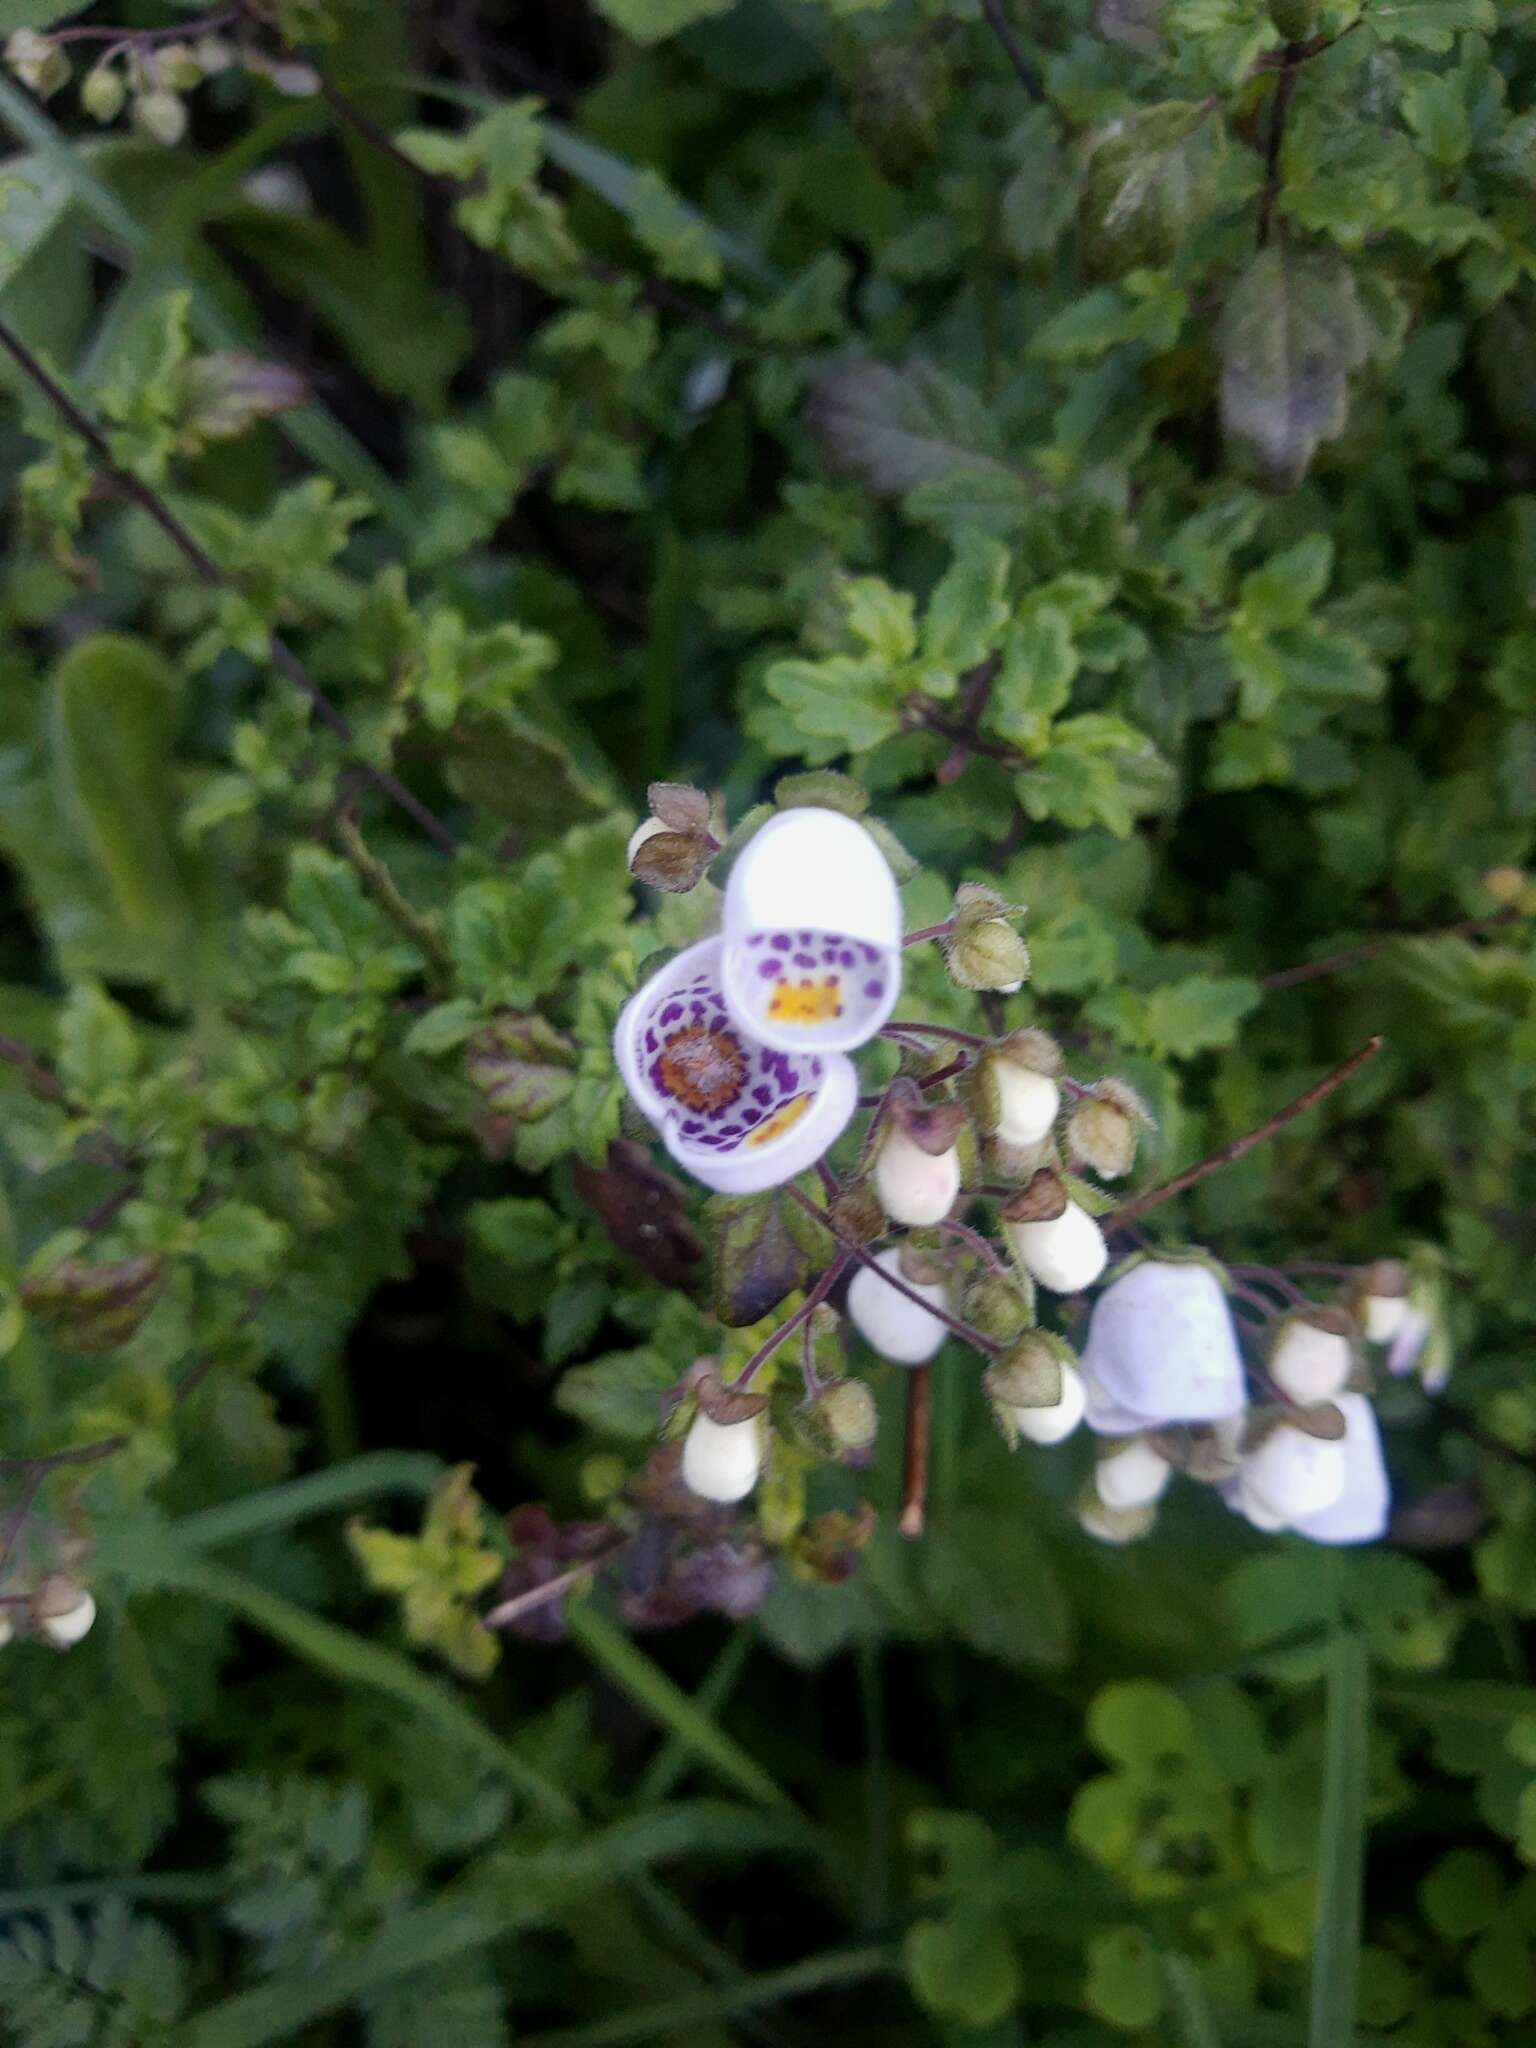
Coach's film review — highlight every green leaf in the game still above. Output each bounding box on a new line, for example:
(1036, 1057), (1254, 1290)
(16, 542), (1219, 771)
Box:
(808, 357), (1015, 495)
(903, 1913), (1022, 2028)
(627, 168), (723, 287)
(1307, 1628), (1370, 2048)
(557, 1343), (676, 1441)
(1419, 1849), (1505, 1941)
(1367, 0), (1494, 50)
(590, 0), (735, 41)
(1085, 1924), (1165, 2030)
(469, 1197), (567, 1270)
(1080, 100), (1226, 277)
(55, 979), (139, 1097)
(49, 633), (198, 975)
(705, 1188), (810, 1328)
(0, 153), (70, 290)
(763, 654), (904, 757)
(919, 530), (1011, 679)
(1142, 974), (1261, 1059)
(1219, 246), (1368, 489)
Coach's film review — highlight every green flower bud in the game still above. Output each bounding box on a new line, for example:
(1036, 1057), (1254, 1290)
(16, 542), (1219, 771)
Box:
(944, 884), (1030, 993)
(1066, 1079), (1152, 1181)
(807, 1377), (878, 1457)
(134, 88), (188, 147)
(5, 28), (69, 98)
(156, 41), (202, 91)
(81, 61), (126, 123)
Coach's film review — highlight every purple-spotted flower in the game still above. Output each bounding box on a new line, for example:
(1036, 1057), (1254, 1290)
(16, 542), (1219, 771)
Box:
(1079, 1257), (1247, 1435)
(615, 936), (857, 1194)
(720, 808), (901, 1054)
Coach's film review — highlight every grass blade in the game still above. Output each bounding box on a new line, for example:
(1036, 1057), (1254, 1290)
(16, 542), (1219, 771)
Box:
(1308, 1626), (1371, 2048)
(1165, 1955), (1223, 2048)
(512, 1945), (895, 2048)
(568, 1605), (792, 1814)
(172, 1450), (443, 1550)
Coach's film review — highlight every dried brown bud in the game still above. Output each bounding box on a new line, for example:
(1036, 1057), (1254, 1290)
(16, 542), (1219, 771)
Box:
(1360, 1259), (1409, 1300)
(692, 1368), (770, 1427)
(886, 1078), (968, 1157)
(1001, 1168), (1068, 1225)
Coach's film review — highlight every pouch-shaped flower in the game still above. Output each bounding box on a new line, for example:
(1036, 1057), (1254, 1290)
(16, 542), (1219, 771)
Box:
(615, 937), (856, 1194)
(721, 808), (902, 1054)
(1080, 1259), (1247, 1431)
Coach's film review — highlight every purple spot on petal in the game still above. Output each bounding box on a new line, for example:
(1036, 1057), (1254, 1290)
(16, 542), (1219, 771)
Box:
(771, 934), (791, 952)
(758, 959), (779, 981)
(660, 1002), (683, 1025)
(793, 953), (816, 969)
(863, 980), (883, 999)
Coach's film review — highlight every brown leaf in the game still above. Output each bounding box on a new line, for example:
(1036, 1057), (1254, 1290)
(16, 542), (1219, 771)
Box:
(573, 1140), (705, 1291)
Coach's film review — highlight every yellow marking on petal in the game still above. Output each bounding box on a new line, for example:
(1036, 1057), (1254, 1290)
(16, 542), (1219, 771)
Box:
(746, 1093), (813, 1148)
(765, 977), (843, 1025)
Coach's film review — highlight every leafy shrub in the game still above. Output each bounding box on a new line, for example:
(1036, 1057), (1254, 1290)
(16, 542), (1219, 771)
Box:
(1, 0), (1535, 2043)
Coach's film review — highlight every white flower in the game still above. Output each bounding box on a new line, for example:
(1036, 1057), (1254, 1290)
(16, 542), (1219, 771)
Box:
(1237, 1421), (1347, 1527)
(615, 936), (857, 1194)
(1289, 1394), (1390, 1545)
(37, 1588), (96, 1649)
(1363, 1293), (1407, 1344)
(720, 807), (901, 1054)
(1005, 1202), (1107, 1295)
(994, 1065), (1060, 1148)
(1095, 1436), (1172, 1512)
(1010, 1361), (1087, 1445)
(1268, 1315), (1353, 1405)
(847, 1247), (950, 1365)
(681, 1412), (762, 1504)
(1079, 1258), (1246, 1433)
(873, 1125), (960, 1226)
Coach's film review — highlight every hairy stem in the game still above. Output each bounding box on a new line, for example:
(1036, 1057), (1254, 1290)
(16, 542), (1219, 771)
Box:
(786, 1185), (1002, 1357)
(1113, 1037), (1384, 1223)
(978, 0), (1046, 102)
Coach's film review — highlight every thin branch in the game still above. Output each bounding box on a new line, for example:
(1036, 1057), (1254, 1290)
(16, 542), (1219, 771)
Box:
(903, 921), (955, 949)
(0, 316), (456, 856)
(333, 809), (452, 980)
(1260, 908), (1519, 993)
(899, 1366), (932, 1540)
(979, 0), (1046, 101)
(483, 1540), (626, 1631)
(786, 1185), (1003, 1357)
(1112, 1036), (1384, 1224)
(735, 1253), (849, 1388)
(1257, 47), (1302, 247)
(878, 1022), (989, 1051)
(935, 1217), (1011, 1278)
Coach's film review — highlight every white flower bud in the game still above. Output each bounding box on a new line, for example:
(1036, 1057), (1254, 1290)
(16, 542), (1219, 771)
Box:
(134, 89), (187, 147)
(873, 1126), (960, 1226)
(1238, 1422), (1347, 1526)
(847, 1247), (950, 1365)
(681, 1412), (762, 1504)
(37, 1589), (96, 1649)
(1011, 1361), (1087, 1445)
(1005, 1201), (1107, 1294)
(1289, 1393), (1390, 1546)
(1095, 1437), (1172, 1512)
(1077, 1493), (1157, 1545)
(0, 1610), (13, 1649)
(1363, 1293), (1408, 1344)
(1269, 1317), (1353, 1404)
(994, 1065), (1060, 1148)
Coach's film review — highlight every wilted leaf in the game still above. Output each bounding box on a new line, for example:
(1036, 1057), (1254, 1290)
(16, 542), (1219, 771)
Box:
(807, 358), (1017, 496)
(573, 1139), (705, 1291)
(1080, 100), (1224, 276)
(1219, 246), (1367, 489)
(705, 1188), (809, 1328)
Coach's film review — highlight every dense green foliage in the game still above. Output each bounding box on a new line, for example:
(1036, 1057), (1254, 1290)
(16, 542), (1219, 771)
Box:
(1, 0), (1536, 2042)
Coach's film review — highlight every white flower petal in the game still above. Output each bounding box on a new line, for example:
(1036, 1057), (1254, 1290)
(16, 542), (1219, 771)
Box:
(1240, 1422), (1348, 1523)
(38, 1591), (96, 1649)
(1095, 1437), (1171, 1511)
(1269, 1320), (1352, 1405)
(994, 1066), (1060, 1147)
(1079, 1259), (1246, 1425)
(1006, 1202), (1108, 1295)
(681, 1413), (762, 1503)
(1363, 1293), (1408, 1344)
(615, 936), (857, 1194)
(847, 1247), (951, 1365)
(873, 1128), (961, 1226)
(721, 808), (901, 1053)
(1289, 1394), (1390, 1545)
